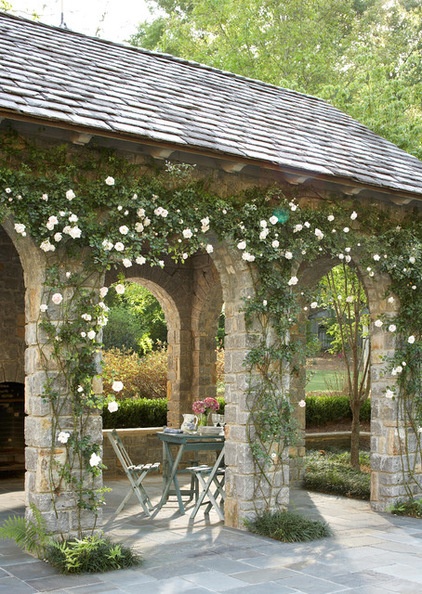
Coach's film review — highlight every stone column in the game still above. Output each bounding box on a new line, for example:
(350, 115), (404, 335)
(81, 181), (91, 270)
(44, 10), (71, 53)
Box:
(24, 253), (104, 538)
(213, 242), (290, 529)
(367, 276), (422, 510)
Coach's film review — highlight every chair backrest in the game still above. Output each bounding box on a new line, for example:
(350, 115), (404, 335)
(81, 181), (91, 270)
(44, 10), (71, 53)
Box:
(108, 429), (133, 472)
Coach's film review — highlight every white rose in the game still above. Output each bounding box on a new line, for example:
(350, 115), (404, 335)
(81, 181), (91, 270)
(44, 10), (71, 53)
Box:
(119, 225), (129, 235)
(68, 226), (81, 239)
(136, 256), (146, 265)
(40, 239), (55, 252)
(408, 335), (415, 344)
(66, 189), (75, 201)
(107, 401), (119, 413)
(288, 276), (298, 286)
(89, 453), (102, 467)
(237, 241), (247, 250)
(58, 431), (70, 444)
(99, 287), (108, 298)
(115, 284), (125, 295)
(52, 293), (63, 305)
(105, 176), (115, 186)
(102, 239), (113, 251)
(14, 223), (26, 235)
(112, 380), (124, 392)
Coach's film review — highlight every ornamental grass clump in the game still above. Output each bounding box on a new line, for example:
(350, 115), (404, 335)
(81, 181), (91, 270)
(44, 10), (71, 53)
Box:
(45, 534), (141, 574)
(246, 509), (331, 542)
(390, 498), (422, 519)
(303, 450), (370, 500)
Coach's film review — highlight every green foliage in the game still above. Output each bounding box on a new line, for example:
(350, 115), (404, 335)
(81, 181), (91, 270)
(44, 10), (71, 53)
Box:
(0, 503), (50, 558)
(103, 282), (167, 355)
(103, 395), (224, 428)
(103, 397), (168, 428)
(102, 348), (168, 400)
(390, 498), (422, 519)
(305, 394), (371, 427)
(133, 0), (422, 159)
(45, 534), (141, 574)
(246, 509), (332, 542)
(303, 450), (371, 500)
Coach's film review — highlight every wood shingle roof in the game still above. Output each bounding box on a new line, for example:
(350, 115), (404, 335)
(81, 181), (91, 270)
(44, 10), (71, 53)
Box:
(1, 11), (422, 200)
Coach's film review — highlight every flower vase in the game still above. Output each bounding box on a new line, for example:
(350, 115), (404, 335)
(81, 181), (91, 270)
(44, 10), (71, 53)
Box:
(198, 413), (208, 427)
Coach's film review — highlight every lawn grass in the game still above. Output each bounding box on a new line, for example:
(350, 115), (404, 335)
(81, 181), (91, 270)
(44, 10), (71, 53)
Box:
(306, 369), (346, 393)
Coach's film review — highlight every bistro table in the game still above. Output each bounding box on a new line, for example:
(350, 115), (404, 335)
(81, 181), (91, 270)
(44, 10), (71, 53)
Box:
(152, 431), (225, 517)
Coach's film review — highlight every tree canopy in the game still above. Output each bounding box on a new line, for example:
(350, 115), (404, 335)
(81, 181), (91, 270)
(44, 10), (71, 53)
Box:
(131, 0), (422, 158)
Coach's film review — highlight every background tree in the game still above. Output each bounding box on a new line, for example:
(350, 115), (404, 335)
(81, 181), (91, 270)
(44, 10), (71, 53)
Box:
(313, 264), (371, 469)
(131, 0), (422, 158)
(103, 283), (167, 354)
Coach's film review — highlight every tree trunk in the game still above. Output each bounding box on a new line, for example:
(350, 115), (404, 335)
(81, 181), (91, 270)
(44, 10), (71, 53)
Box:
(350, 406), (361, 469)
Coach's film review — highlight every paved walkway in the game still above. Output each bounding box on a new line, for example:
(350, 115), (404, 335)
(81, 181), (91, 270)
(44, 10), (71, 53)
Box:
(1, 474), (422, 593)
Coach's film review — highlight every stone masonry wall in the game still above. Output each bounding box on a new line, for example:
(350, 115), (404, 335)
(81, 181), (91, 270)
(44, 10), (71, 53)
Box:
(0, 227), (25, 383)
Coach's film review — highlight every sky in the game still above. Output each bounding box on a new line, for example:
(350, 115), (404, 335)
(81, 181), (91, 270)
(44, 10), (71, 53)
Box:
(6, 0), (155, 43)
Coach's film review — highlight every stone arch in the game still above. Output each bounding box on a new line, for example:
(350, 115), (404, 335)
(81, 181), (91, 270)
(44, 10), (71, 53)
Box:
(291, 253), (412, 511)
(105, 251), (224, 429)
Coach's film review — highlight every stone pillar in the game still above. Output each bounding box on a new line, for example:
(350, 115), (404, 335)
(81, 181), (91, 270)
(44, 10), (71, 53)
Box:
(213, 242), (289, 529)
(24, 252), (104, 538)
(367, 275), (421, 510)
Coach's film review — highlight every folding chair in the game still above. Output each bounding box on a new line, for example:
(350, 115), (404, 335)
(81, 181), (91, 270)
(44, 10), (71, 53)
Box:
(107, 429), (160, 516)
(187, 448), (225, 521)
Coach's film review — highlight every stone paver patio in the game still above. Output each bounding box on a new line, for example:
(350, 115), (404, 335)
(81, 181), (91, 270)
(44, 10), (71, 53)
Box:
(1, 475), (422, 593)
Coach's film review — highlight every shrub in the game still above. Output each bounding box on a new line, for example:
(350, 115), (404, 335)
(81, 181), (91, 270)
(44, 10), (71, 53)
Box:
(246, 509), (331, 542)
(103, 396), (225, 428)
(390, 498), (422, 519)
(102, 348), (167, 399)
(103, 398), (168, 428)
(305, 394), (371, 427)
(45, 535), (141, 574)
(303, 450), (370, 500)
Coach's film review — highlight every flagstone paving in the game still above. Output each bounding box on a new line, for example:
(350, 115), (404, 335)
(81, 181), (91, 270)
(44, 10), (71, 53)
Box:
(1, 475), (422, 593)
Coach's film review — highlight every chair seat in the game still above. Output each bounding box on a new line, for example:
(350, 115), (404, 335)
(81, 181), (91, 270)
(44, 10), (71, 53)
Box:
(187, 462), (225, 521)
